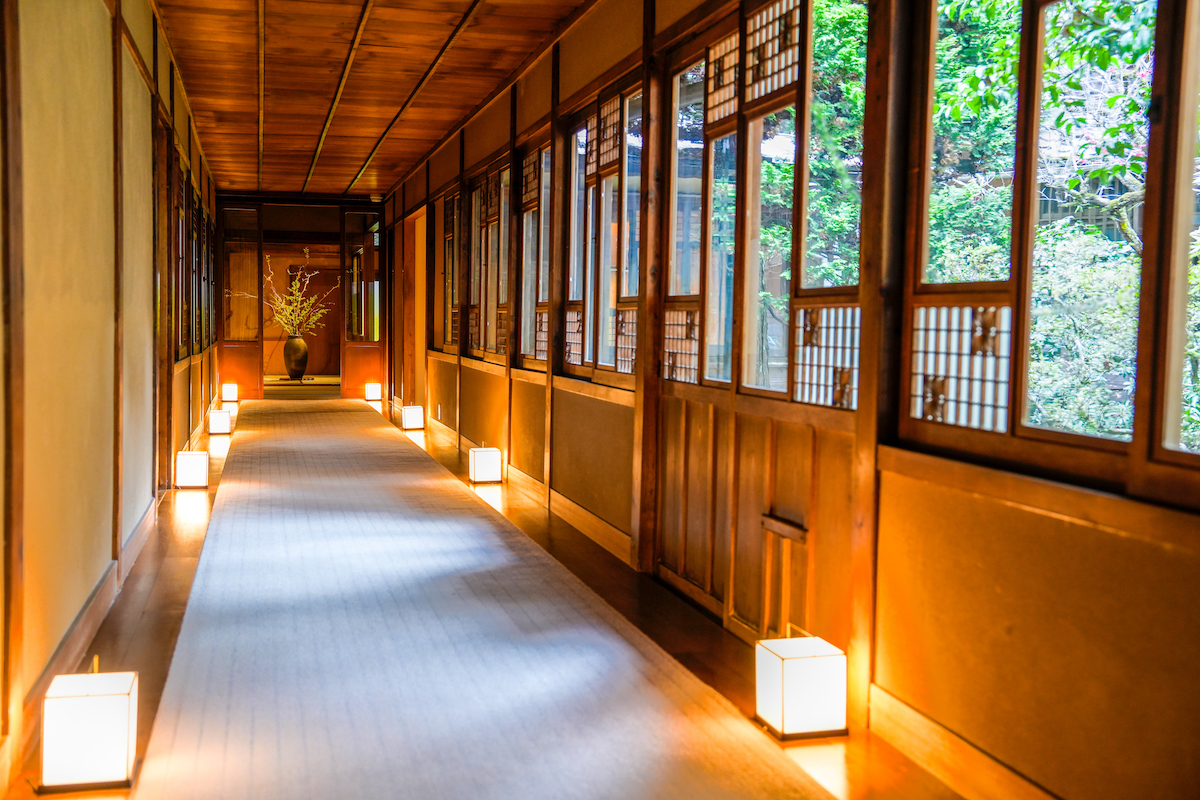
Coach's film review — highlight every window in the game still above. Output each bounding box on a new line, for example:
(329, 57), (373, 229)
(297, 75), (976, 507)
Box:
(468, 187), (482, 350)
(519, 146), (551, 362)
(1168, 56), (1200, 454)
(345, 212), (380, 342)
(565, 88), (643, 379)
(669, 63), (705, 299)
(467, 166), (511, 357)
(707, 132), (737, 382)
(441, 193), (460, 347)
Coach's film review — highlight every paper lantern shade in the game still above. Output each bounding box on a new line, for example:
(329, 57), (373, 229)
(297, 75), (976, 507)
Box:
(42, 671), (138, 788)
(755, 637), (847, 738)
(175, 451), (209, 488)
(221, 383), (238, 402)
(468, 447), (502, 483)
(364, 382), (382, 401)
(400, 405), (424, 430)
(208, 409), (232, 434)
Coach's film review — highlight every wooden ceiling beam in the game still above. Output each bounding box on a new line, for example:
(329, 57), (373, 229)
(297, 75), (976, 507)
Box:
(257, 0), (264, 191)
(344, 0), (485, 194)
(302, 0), (374, 193)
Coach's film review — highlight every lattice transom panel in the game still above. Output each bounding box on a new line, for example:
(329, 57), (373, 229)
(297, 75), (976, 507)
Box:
(794, 305), (860, 409)
(746, 0), (801, 102)
(521, 152), (540, 207)
(707, 33), (740, 124)
(534, 310), (548, 360)
(616, 308), (637, 374)
(910, 305), (1012, 432)
(598, 97), (622, 168)
(444, 195), (457, 236)
(565, 308), (584, 365)
(663, 308), (700, 383)
(486, 173), (500, 219)
(585, 115), (599, 176)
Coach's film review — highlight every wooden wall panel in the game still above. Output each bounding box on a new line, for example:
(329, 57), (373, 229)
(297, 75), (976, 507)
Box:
(711, 406), (732, 602)
(404, 170), (426, 215)
(172, 363), (190, 453)
(460, 364), (506, 449)
(732, 414), (771, 628)
(510, 378), (545, 482)
(559, 0), (642, 102)
(123, 0), (154, 68)
(808, 429), (854, 649)
(427, 357), (457, 429)
(875, 471), (1200, 799)
(219, 344), (262, 400)
(772, 421), (812, 528)
(682, 402), (711, 587)
(515, 51), (551, 136)
(342, 343), (383, 400)
(655, 0), (707, 33)
(658, 395), (685, 572)
(551, 389), (634, 534)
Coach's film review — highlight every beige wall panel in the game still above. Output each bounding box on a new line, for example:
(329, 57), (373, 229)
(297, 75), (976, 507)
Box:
(157, 30), (170, 99)
(464, 94), (510, 171)
(121, 49), (156, 542)
(429, 138), (460, 195)
(559, 0), (642, 102)
(404, 171), (426, 214)
(173, 70), (187, 138)
(515, 52), (551, 136)
(509, 379), (545, 482)
(427, 357), (457, 429)
(656, 0), (705, 33)
(550, 389), (633, 533)
(19, 0), (116, 684)
(875, 472), (1200, 800)
(459, 364), (505, 448)
(123, 0), (154, 69)
(413, 215), (426, 406)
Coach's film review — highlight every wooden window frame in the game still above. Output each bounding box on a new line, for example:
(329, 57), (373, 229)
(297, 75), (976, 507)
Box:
(464, 158), (512, 365)
(517, 142), (551, 370)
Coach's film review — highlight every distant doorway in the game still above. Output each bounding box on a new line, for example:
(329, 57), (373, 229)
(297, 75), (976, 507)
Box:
(262, 241), (342, 397)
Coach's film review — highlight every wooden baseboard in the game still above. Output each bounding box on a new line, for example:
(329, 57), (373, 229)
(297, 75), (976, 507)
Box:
(548, 490), (632, 566)
(655, 566), (724, 617)
(507, 465), (545, 504)
(119, 500), (156, 583)
(869, 684), (1056, 800)
(21, 562), (120, 757)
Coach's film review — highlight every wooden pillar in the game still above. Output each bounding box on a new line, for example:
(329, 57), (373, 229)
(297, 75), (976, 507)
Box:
(848, 0), (914, 729)
(543, 44), (563, 505)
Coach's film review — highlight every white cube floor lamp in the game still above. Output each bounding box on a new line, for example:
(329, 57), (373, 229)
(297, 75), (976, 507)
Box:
(42, 671), (138, 789)
(208, 409), (232, 434)
(400, 405), (424, 430)
(175, 451), (209, 488)
(220, 383), (239, 402)
(755, 636), (847, 739)
(468, 447), (502, 483)
(365, 382), (382, 401)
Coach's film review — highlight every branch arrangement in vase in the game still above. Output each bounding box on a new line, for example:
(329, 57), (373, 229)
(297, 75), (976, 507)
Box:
(263, 248), (340, 336)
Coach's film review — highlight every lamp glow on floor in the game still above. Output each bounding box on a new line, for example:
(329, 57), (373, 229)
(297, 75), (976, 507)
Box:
(468, 447), (502, 483)
(175, 451), (209, 488)
(367, 400), (383, 414)
(755, 636), (847, 739)
(42, 671), (138, 789)
(365, 382), (382, 401)
(221, 383), (238, 402)
(400, 405), (424, 430)
(208, 409), (232, 434)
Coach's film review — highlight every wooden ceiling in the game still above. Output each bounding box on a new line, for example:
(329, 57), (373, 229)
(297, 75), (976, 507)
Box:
(157, 0), (580, 196)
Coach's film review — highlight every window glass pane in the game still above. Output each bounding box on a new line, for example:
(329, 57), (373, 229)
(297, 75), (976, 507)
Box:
(924, 0), (1021, 283)
(1025, 0), (1156, 441)
(444, 196), (458, 343)
(539, 149), (551, 303)
(499, 170), (510, 305)
(222, 208), (259, 342)
(570, 128), (587, 301)
(705, 133), (738, 382)
(623, 93), (643, 297)
(1178, 229), (1200, 452)
(599, 174), (620, 366)
(586, 184), (597, 362)
(486, 220), (499, 351)
(345, 212), (380, 342)
(521, 208), (538, 356)
(670, 62), (705, 296)
(804, 0), (867, 288)
(743, 110), (793, 392)
(470, 189), (482, 305)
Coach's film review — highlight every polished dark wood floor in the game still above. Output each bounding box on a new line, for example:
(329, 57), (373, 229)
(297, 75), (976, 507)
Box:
(5, 405), (959, 800)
